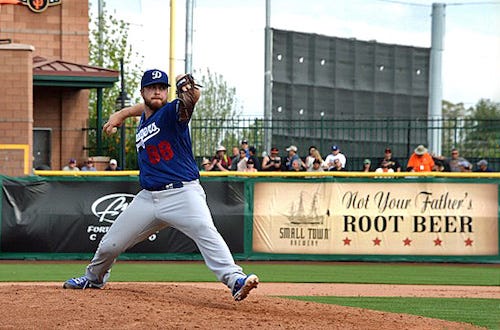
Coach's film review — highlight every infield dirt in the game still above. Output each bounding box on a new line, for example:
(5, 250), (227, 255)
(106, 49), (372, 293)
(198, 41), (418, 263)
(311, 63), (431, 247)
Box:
(0, 282), (490, 329)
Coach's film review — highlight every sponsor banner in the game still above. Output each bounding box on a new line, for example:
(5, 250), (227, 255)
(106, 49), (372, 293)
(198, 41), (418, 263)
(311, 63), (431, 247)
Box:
(1, 178), (244, 253)
(253, 182), (498, 255)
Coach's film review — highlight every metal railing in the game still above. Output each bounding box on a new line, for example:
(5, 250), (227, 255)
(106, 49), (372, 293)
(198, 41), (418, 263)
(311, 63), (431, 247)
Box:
(84, 117), (500, 170)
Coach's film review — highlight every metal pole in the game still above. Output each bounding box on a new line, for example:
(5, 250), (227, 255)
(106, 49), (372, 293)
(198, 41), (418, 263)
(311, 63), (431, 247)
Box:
(98, 0), (103, 66)
(120, 59), (126, 170)
(428, 3), (445, 156)
(169, 0), (177, 101)
(264, 0), (272, 153)
(96, 88), (103, 155)
(185, 0), (193, 73)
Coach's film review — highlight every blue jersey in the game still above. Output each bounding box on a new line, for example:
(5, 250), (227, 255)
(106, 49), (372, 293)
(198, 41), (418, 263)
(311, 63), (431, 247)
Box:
(136, 100), (200, 190)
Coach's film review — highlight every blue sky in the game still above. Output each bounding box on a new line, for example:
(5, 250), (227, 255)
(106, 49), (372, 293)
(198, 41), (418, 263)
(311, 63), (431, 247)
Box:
(90, 0), (500, 116)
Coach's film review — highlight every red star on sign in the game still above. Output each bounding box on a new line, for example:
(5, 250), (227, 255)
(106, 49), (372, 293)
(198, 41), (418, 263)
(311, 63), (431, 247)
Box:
(403, 237), (412, 246)
(464, 238), (473, 246)
(433, 237), (442, 246)
(343, 237), (351, 246)
(372, 237), (381, 246)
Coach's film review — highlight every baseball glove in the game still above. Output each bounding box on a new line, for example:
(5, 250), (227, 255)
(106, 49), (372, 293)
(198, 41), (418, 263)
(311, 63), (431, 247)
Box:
(176, 74), (201, 121)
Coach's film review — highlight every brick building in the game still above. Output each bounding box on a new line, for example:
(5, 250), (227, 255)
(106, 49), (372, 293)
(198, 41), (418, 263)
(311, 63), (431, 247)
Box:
(0, 1), (118, 176)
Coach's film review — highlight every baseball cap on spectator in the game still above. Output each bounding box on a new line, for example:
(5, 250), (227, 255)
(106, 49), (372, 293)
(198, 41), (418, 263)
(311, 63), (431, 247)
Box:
(201, 158), (210, 166)
(141, 69), (170, 88)
(69, 158), (76, 163)
(216, 145), (226, 152)
(249, 146), (257, 153)
(458, 160), (471, 169)
(331, 145), (339, 151)
(109, 159), (118, 165)
(363, 159), (371, 165)
(241, 139), (248, 144)
(477, 159), (488, 167)
(385, 147), (392, 153)
(247, 159), (254, 164)
(270, 147), (279, 153)
(286, 145), (298, 152)
(414, 145), (427, 155)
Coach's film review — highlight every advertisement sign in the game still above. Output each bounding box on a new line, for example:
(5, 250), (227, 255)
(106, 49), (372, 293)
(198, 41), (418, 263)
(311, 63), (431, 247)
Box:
(1, 178), (244, 253)
(253, 182), (498, 255)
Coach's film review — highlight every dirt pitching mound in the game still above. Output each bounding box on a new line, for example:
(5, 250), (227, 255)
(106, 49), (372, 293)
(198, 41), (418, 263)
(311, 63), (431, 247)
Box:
(0, 283), (481, 329)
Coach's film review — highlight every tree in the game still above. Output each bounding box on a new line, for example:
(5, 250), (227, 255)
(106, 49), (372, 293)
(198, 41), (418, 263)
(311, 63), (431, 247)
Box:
(190, 68), (242, 157)
(87, 1), (143, 169)
(462, 99), (500, 158)
(440, 100), (469, 154)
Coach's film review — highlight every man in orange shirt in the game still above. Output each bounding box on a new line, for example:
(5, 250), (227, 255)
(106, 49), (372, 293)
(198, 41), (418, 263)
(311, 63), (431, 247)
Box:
(406, 145), (435, 172)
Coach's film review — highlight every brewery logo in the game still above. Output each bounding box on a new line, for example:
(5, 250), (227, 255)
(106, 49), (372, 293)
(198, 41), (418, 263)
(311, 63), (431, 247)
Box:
(18, 0), (62, 13)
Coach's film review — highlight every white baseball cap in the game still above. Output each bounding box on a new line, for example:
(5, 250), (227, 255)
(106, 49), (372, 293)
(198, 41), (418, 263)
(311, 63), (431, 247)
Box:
(109, 159), (117, 165)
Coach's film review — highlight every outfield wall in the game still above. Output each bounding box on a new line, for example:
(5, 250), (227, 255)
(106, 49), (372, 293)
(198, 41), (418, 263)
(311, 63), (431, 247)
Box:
(1, 172), (499, 263)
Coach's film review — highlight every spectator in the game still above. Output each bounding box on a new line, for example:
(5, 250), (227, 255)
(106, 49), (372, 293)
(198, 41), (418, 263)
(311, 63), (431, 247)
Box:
(62, 158), (80, 171)
(325, 145), (346, 170)
(305, 148), (326, 171)
(81, 158), (97, 171)
(290, 159), (306, 172)
(240, 139), (250, 157)
(458, 160), (472, 172)
(376, 147), (401, 172)
(244, 158), (258, 172)
(261, 147), (282, 171)
(375, 160), (394, 173)
(329, 158), (346, 171)
(248, 146), (261, 171)
(474, 159), (493, 172)
(284, 145), (301, 171)
(304, 146), (318, 169)
(433, 158), (450, 172)
(236, 149), (248, 172)
(230, 146), (240, 164)
(361, 159), (372, 172)
(200, 157), (211, 171)
(406, 145), (435, 172)
(447, 148), (470, 172)
(208, 145), (231, 171)
(308, 159), (325, 172)
(105, 159), (121, 171)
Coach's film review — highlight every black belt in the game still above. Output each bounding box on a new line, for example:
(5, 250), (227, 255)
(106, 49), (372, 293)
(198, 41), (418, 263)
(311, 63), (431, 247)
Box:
(148, 182), (184, 191)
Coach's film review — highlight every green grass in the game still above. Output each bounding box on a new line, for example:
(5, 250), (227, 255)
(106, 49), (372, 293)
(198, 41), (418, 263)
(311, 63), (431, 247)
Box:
(0, 262), (498, 285)
(286, 296), (500, 330)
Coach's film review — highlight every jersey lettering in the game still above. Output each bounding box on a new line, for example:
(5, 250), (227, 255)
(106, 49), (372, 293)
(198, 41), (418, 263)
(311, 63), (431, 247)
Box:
(146, 141), (174, 165)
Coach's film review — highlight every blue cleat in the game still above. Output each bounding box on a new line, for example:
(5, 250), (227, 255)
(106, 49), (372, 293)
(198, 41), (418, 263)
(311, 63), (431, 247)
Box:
(63, 275), (102, 290)
(232, 274), (259, 301)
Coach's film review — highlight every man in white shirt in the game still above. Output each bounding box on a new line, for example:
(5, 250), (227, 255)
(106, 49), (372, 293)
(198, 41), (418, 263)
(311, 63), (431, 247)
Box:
(325, 145), (346, 170)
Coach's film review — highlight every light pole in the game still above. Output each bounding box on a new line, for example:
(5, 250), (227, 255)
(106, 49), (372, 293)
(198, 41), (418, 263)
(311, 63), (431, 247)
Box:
(115, 59), (132, 170)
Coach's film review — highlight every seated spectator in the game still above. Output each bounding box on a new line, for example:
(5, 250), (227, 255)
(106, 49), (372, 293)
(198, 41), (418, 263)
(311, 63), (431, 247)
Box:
(284, 145), (302, 171)
(248, 146), (261, 171)
(447, 148), (470, 172)
(329, 159), (346, 172)
(376, 147), (401, 172)
(208, 145), (231, 171)
(308, 159), (325, 172)
(290, 159), (306, 172)
(306, 148), (327, 171)
(474, 159), (493, 172)
(62, 158), (80, 171)
(236, 149), (248, 172)
(406, 145), (434, 172)
(325, 145), (346, 170)
(458, 160), (472, 172)
(81, 158), (97, 171)
(244, 158), (258, 172)
(200, 157), (211, 171)
(261, 147), (282, 171)
(361, 159), (372, 172)
(105, 159), (121, 171)
(433, 158), (450, 172)
(375, 160), (394, 173)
